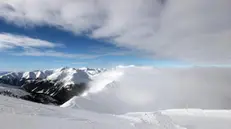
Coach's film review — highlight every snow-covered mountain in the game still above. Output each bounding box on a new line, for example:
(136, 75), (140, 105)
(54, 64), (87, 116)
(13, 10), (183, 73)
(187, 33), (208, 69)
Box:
(0, 67), (106, 104)
(0, 67), (106, 87)
(0, 67), (105, 85)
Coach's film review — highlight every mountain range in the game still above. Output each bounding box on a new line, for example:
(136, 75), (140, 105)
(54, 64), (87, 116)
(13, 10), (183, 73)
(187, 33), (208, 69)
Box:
(0, 67), (106, 105)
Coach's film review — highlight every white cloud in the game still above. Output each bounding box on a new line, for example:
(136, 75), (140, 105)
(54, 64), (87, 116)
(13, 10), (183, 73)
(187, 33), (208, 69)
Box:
(0, 33), (98, 59)
(72, 66), (231, 114)
(13, 48), (100, 59)
(0, 33), (61, 50)
(0, 0), (231, 63)
(12, 48), (132, 59)
(71, 62), (87, 65)
(0, 33), (131, 59)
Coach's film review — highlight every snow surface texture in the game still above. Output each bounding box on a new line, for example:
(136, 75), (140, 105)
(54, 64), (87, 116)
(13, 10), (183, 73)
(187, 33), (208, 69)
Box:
(62, 66), (231, 114)
(0, 96), (231, 129)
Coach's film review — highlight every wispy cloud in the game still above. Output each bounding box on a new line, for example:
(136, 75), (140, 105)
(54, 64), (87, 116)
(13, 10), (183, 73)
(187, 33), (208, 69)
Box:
(12, 48), (101, 59)
(0, 33), (132, 59)
(0, 33), (62, 50)
(11, 48), (131, 59)
(71, 62), (87, 65)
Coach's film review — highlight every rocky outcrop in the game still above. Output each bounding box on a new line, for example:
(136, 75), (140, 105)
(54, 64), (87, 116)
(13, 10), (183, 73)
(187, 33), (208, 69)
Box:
(22, 80), (87, 104)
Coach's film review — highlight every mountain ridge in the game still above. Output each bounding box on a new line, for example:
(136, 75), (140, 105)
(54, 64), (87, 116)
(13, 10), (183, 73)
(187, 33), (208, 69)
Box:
(0, 67), (106, 105)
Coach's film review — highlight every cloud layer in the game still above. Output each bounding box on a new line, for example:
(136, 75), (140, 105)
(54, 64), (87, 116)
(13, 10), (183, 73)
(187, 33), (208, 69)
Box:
(70, 66), (231, 114)
(0, 0), (231, 63)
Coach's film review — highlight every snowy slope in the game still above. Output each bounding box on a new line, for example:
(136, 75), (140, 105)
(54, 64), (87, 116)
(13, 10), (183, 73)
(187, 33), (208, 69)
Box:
(0, 83), (30, 97)
(0, 95), (231, 129)
(47, 67), (91, 87)
(0, 96), (132, 129)
(0, 96), (147, 129)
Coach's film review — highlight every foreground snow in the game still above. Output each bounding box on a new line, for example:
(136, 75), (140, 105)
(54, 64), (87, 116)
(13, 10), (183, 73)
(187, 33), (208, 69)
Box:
(0, 95), (231, 129)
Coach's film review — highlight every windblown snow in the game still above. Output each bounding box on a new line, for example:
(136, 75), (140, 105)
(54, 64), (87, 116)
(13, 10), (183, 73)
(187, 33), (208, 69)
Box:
(62, 66), (231, 114)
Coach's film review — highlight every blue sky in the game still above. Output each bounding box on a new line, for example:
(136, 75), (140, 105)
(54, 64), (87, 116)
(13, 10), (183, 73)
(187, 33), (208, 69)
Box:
(0, 19), (186, 71)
